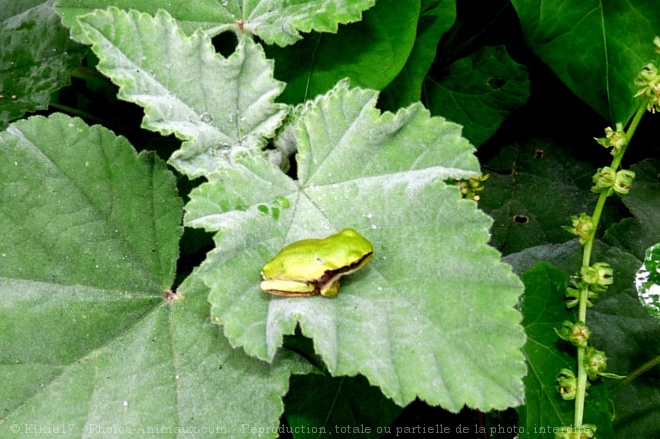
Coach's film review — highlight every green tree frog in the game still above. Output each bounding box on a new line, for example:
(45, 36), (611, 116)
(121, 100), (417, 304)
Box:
(260, 228), (373, 298)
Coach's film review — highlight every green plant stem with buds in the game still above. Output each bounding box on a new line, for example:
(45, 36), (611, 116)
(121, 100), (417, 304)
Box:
(572, 99), (648, 429)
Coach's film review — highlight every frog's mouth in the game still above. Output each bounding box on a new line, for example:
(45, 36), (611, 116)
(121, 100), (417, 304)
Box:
(315, 251), (373, 288)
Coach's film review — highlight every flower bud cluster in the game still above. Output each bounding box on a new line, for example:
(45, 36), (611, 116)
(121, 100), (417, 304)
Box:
(556, 321), (591, 348)
(564, 280), (598, 309)
(584, 347), (609, 380)
(563, 213), (594, 245)
(634, 61), (660, 113)
(591, 167), (635, 195)
(594, 124), (627, 156)
(556, 368), (578, 400)
(553, 41), (657, 435)
(564, 262), (614, 308)
(581, 262), (613, 292)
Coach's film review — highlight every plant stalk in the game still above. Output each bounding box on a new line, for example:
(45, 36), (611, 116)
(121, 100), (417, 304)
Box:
(573, 99), (648, 429)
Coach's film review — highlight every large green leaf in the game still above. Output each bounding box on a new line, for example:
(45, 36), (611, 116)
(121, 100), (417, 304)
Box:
(186, 81), (526, 411)
(284, 374), (402, 438)
(0, 0), (85, 130)
(479, 137), (623, 256)
(424, 45), (530, 147)
(0, 114), (180, 288)
(0, 114), (309, 438)
(66, 8), (288, 179)
(56, 0), (376, 46)
(380, 0), (458, 111)
(265, 0), (420, 104)
(511, 0), (660, 124)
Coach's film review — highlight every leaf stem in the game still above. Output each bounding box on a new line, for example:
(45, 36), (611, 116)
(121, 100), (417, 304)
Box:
(611, 355), (660, 392)
(48, 103), (105, 125)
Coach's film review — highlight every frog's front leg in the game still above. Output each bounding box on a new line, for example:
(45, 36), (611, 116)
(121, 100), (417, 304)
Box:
(319, 280), (341, 298)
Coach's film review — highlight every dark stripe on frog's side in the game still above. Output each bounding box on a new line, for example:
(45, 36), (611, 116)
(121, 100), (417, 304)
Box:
(315, 251), (373, 287)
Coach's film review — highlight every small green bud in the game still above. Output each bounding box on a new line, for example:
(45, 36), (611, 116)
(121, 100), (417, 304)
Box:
(565, 281), (599, 308)
(584, 349), (626, 381)
(556, 321), (591, 348)
(654, 36), (660, 54)
(593, 262), (613, 281)
(634, 62), (660, 113)
(591, 167), (616, 193)
(565, 286), (580, 308)
(594, 124), (627, 156)
(585, 346), (609, 380)
(635, 63), (658, 85)
(563, 213), (595, 245)
(581, 262), (613, 292)
(556, 368), (578, 400)
(581, 425), (597, 439)
(612, 169), (635, 195)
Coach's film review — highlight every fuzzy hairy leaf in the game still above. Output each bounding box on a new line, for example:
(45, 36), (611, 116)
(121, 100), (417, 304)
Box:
(0, 114), (307, 438)
(186, 81), (526, 411)
(67, 8), (287, 178)
(56, 0), (376, 46)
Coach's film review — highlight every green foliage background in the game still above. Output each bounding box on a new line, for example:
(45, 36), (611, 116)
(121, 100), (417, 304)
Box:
(1, 1), (659, 438)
